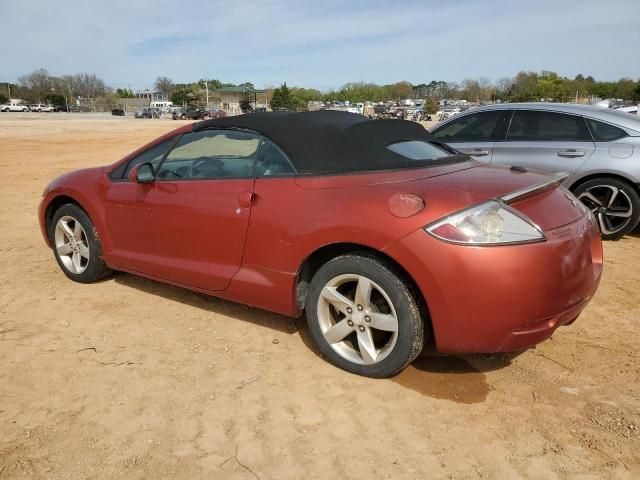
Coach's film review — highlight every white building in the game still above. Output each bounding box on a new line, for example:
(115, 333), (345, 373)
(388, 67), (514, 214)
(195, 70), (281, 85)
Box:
(135, 89), (168, 102)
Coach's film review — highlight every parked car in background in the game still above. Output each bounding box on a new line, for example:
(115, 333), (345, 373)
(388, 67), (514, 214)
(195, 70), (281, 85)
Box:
(203, 108), (226, 119)
(29, 104), (54, 112)
(134, 108), (157, 118)
(38, 111), (602, 378)
(111, 108), (125, 116)
(616, 106), (638, 116)
(428, 103), (640, 239)
(172, 107), (206, 120)
(53, 105), (69, 112)
(1, 104), (30, 112)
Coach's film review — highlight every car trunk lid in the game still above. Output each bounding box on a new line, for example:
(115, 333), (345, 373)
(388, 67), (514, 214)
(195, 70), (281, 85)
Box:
(294, 163), (586, 232)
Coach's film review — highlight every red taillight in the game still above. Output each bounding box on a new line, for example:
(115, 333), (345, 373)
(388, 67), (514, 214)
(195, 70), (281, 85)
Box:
(388, 193), (425, 218)
(430, 223), (471, 242)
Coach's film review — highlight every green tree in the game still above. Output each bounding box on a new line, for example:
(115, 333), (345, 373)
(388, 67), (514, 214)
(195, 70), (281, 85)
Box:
(270, 83), (296, 111)
(171, 85), (201, 106)
(388, 81), (413, 100)
(423, 99), (437, 114)
(116, 88), (135, 98)
(510, 71), (539, 102)
(0, 93), (7, 104)
(613, 78), (637, 100)
(44, 93), (65, 105)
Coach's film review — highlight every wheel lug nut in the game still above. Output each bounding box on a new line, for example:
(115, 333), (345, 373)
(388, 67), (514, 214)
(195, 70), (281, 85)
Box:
(364, 315), (371, 322)
(346, 307), (353, 314)
(358, 325), (365, 332)
(347, 320), (354, 327)
(357, 304), (363, 311)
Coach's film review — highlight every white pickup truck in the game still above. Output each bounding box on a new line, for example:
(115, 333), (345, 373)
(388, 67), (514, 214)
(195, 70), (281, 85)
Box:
(1, 103), (30, 112)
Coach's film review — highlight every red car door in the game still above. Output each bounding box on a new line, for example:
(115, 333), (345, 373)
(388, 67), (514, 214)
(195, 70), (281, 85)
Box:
(105, 129), (260, 291)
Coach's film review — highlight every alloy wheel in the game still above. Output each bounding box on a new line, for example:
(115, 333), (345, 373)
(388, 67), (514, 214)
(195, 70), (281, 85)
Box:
(317, 273), (399, 365)
(54, 215), (90, 274)
(578, 185), (633, 236)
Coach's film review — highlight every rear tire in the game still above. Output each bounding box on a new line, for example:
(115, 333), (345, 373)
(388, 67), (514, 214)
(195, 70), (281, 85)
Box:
(573, 177), (640, 240)
(306, 254), (425, 378)
(49, 204), (112, 283)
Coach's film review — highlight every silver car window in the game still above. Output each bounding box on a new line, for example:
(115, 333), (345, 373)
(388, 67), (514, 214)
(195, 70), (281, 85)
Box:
(430, 111), (506, 142)
(506, 111), (591, 142)
(584, 118), (627, 142)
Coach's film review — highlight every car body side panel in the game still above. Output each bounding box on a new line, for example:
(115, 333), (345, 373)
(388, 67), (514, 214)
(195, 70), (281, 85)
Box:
(39, 168), (113, 252)
(491, 140), (595, 181)
(104, 178), (255, 291)
(226, 165), (583, 317)
(238, 174), (493, 275)
(570, 138), (640, 187)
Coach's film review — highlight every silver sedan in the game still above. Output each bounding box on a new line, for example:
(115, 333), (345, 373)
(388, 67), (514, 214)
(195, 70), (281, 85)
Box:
(428, 103), (640, 239)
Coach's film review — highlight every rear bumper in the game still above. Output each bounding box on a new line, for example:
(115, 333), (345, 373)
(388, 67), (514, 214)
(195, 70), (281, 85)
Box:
(384, 213), (603, 353)
(495, 296), (591, 351)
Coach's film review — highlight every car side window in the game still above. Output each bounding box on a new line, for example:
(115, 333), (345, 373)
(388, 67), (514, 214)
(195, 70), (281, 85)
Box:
(507, 111), (591, 141)
(255, 140), (296, 177)
(584, 118), (628, 142)
(115, 138), (176, 180)
(430, 111), (507, 142)
(156, 130), (260, 180)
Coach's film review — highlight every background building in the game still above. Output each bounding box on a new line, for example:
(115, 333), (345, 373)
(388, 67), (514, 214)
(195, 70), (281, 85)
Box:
(215, 86), (268, 115)
(134, 89), (168, 102)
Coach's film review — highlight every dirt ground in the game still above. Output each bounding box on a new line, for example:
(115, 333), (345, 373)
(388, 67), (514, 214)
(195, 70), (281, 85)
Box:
(1, 113), (639, 479)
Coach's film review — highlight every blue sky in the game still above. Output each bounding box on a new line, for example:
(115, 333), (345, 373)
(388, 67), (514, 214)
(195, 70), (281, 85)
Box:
(1, 0), (638, 91)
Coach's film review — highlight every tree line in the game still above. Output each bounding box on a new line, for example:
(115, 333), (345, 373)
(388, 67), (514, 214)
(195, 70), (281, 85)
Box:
(3, 68), (639, 109)
(0, 68), (107, 105)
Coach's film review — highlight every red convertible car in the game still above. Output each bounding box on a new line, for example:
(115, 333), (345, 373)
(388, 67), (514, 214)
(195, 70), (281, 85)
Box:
(39, 111), (603, 377)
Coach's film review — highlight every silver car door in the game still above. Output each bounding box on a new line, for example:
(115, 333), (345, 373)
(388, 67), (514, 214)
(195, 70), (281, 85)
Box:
(492, 110), (595, 180)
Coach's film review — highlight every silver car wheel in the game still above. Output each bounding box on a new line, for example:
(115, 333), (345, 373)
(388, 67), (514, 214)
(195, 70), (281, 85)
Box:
(54, 215), (90, 274)
(317, 273), (399, 365)
(578, 185), (633, 236)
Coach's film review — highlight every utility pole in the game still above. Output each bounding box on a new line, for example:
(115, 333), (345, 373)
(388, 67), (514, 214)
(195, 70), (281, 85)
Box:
(203, 81), (209, 108)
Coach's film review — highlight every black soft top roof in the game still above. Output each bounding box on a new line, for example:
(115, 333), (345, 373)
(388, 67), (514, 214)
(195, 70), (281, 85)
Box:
(193, 110), (450, 174)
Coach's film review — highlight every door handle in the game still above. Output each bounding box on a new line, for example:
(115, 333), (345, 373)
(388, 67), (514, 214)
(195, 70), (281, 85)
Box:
(557, 149), (585, 158)
(238, 191), (255, 208)
(466, 149), (490, 156)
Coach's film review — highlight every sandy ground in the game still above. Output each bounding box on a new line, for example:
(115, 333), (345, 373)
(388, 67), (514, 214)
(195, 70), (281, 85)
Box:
(0, 113), (639, 479)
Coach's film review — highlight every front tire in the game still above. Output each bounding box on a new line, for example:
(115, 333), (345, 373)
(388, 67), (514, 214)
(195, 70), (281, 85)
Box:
(574, 177), (640, 240)
(306, 254), (425, 378)
(50, 204), (112, 283)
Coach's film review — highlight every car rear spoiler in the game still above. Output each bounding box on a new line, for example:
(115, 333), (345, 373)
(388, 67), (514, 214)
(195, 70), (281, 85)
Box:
(500, 172), (569, 204)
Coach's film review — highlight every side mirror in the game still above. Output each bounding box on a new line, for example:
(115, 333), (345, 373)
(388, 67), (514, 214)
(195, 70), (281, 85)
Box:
(128, 162), (155, 183)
